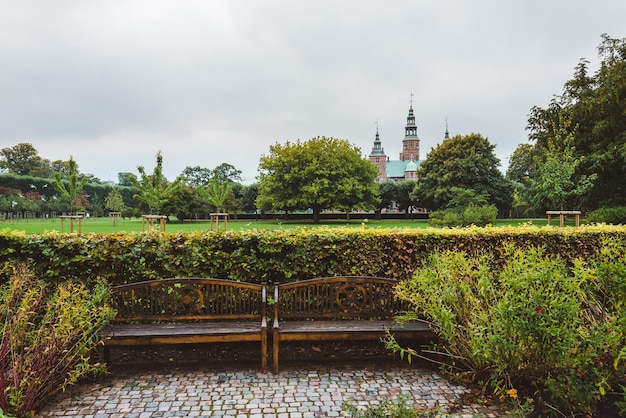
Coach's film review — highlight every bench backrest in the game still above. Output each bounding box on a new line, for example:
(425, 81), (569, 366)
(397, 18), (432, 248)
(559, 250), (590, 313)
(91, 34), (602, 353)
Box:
(111, 278), (266, 322)
(274, 276), (407, 321)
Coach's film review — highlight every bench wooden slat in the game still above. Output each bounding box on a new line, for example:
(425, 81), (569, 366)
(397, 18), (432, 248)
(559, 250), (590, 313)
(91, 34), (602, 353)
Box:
(104, 322), (265, 338)
(278, 320), (431, 333)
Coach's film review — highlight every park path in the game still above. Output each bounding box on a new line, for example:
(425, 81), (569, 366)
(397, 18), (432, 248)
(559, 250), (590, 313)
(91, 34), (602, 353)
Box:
(38, 364), (505, 417)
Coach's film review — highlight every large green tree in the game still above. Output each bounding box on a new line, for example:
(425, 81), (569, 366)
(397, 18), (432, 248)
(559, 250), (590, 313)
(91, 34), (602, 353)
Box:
(257, 136), (380, 222)
(527, 34), (626, 209)
(415, 133), (513, 213)
(0, 143), (44, 176)
(179, 166), (213, 187)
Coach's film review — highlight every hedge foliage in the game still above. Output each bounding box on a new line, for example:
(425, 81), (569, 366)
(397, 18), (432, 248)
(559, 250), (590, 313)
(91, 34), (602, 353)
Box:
(1, 225), (626, 286)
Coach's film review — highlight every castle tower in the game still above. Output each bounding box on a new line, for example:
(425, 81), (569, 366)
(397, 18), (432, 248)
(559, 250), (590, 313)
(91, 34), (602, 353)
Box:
(368, 122), (387, 181)
(399, 94), (420, 162)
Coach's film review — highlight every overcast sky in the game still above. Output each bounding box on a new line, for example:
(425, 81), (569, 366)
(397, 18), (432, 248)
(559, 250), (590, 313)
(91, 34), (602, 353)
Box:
(1, 1), (625, 184)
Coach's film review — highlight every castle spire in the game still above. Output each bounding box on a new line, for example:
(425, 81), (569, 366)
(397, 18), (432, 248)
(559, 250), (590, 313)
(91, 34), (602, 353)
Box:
(399, 93), (420, 161)
(369, 120), (385, 157)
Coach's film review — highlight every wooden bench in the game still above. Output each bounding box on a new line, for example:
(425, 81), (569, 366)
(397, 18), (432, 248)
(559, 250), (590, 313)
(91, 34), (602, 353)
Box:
(102, 278), (268, 372)
(272, 276), (435, 373)
(546, 210), (582, 227)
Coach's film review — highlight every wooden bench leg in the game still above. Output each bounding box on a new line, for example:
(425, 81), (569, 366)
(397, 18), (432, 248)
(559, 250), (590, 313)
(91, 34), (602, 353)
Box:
(261, 331), (267, 373)
(273, 331), (279, 374)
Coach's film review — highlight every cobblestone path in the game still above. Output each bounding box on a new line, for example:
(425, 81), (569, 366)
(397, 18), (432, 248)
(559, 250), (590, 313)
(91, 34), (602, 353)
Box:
(39, 365), (504, 417)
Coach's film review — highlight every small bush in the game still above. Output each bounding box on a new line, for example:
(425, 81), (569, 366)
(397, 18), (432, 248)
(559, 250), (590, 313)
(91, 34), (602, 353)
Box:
(0, 265), (115, 417)
(586, 206), (626, 224)
(429, 205), (497, 227)
(462, 204), (497, 226)
(386, 242), (626, 417)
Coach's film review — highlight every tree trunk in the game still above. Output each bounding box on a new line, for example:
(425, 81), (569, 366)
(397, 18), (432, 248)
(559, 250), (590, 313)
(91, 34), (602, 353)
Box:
(312, 206), (321, 223)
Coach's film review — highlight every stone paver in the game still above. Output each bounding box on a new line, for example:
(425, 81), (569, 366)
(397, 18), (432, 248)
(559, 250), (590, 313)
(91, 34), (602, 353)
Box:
(38, 365), (504, 417)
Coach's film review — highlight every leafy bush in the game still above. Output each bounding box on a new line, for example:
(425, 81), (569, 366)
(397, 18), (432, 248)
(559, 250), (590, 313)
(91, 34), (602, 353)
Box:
(0, 265), (115, 417)
(586, 206), (626, 225)
(462, 204), (497, 226)
(386, 242), (626, 417)
(428, 209), (462, 228)
(429, 204), (497, 227)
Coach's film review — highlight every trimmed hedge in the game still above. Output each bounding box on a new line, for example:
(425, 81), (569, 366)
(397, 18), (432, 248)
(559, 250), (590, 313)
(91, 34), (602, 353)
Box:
(2, 225), (626, 286)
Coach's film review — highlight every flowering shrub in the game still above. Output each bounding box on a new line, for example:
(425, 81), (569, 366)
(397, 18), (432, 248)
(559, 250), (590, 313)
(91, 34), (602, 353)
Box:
(0, 265), (115, 417)
(386, 241), (626, 416)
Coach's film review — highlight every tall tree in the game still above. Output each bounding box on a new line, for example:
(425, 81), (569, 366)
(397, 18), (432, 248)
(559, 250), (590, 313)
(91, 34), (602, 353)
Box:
(49, 156), (89, 214)
(129, 151), (179, 214)
(212, 163), (242, 184)
(0, 143), (44, 176)
(179, 166), (213, 187)
(415, 133), (513, 213)
(257, 136), (379, 222)
(527, 34), (626, 209)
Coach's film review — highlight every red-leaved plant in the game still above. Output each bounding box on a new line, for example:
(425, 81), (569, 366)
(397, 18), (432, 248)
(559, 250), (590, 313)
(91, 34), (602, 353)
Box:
(0, 265), (115, 417)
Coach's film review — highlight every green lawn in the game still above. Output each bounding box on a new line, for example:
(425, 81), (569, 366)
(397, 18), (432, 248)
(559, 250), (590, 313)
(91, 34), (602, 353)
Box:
(0, 216), (576, 234)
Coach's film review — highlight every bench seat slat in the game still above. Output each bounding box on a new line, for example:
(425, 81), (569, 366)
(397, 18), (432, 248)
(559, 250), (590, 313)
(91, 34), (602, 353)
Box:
(103, 322), (264, 338)
(278, 320), (430, 333)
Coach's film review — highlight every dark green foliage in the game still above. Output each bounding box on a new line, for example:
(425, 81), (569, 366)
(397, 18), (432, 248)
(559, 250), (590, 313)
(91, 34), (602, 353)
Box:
(527, 34), (626, 210)
(257, 136), (380, 222)
(586, 206), (626, 225)
(415, 133), (513, 213)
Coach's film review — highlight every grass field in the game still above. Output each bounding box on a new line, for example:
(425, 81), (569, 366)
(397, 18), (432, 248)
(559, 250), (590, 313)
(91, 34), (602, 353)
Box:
(0, 216), (579, 234)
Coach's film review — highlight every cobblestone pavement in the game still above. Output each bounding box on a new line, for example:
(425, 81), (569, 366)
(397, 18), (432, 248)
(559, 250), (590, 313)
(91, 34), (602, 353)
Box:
(39, 365), (505, 417)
